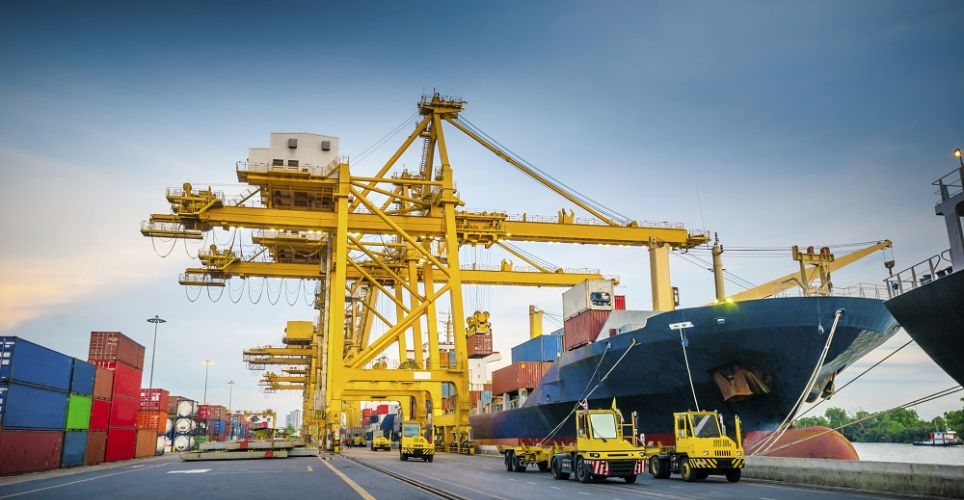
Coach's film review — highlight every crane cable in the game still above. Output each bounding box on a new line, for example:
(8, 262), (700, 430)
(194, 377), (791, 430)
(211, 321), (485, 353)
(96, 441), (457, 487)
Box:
(749, 309), (844, 455)
(758, 385), (963, 456)
(457, 116), (632, 225)
(794, 339), (916, 421)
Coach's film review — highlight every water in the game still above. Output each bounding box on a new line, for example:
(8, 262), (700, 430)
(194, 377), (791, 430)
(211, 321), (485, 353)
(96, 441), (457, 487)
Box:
(854, 442), (964, 465)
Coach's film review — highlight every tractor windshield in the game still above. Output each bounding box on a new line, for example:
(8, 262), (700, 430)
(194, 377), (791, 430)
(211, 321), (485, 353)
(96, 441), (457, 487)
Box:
(402, 423), (420, 438)
(691, 414), (722, 438)
(589, 413), (618, 439)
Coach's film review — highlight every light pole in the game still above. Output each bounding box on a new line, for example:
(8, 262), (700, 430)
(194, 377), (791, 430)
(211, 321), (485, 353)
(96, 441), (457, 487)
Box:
(955, 148), (963, 168)
(227, 380), (236, 440)
(146, 315), (166, 400)
(202, 359), (214, 404)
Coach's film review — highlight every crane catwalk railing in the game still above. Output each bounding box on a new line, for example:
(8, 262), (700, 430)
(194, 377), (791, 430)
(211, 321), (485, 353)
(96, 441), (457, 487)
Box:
(884, 249), (954, 299)
(933, 166), (964, 201)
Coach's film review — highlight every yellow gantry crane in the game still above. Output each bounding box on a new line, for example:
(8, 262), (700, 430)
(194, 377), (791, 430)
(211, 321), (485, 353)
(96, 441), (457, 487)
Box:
(141, 93), (709, 450)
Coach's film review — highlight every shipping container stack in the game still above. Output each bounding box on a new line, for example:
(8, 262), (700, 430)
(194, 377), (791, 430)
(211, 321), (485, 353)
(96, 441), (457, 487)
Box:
(62, 358), (95, 468)
(491, 361), (553, 409)
(87, 366), (114, 464)
(87, 332), (145, 463)
(171, 398), (199, 451)
(562, 279), (615, 351)
(196, 404), (229, 443)
(137, 388), (169, 457)
(0, 337), (72, 475)
(230, 413), (247, 441)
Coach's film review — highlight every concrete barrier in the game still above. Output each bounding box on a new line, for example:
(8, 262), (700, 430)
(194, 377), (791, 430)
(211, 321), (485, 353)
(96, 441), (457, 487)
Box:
(745, 456), (964, 498)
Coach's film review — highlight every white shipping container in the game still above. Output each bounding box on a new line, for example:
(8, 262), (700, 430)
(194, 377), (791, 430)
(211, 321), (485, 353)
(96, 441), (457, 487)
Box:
(562, 279), (615, 319)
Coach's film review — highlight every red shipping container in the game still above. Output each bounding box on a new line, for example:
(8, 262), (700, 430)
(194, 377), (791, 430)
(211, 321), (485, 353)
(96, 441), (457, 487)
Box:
(134, 429), (156, 458)
(92, 361), (142, 399)
(467, 333), (493, 358)
(376, 404), (389, 415)
(85, 431), (107, 465)
(0, 430), (63, 475)
(362, 408), (373, 419)
(197, 405), (210, 421)
(139, 388), (169, 412)
(90, 399), (111, 431)
(491, 362), (553, 394)
(614, 295), (626, 310)
(469, 390), (482, 404)
(110, 395), (139, 428)
(88, 331), (145, 371)
(563, 309), (611, 351)
(136, 410), (167, 433)
(105, 428), (135, 462)
(93, 367), (114, 400)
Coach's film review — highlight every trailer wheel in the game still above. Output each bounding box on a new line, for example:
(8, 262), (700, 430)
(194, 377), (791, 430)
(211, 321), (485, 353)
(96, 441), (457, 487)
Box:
(725, 469), (741, 483)
(681, 459), (698, 482)
(551, 457), (569, 480)
(624, 474), (637, 484)
(400, 452), (408, 461)
(504, 451), (514, 472)
(426, 455), (433, 463)
(649, 456), (670, 479)
(512, 453), (527, 472)
(575, 457), (591, 483)
(537, 461), (549, 472)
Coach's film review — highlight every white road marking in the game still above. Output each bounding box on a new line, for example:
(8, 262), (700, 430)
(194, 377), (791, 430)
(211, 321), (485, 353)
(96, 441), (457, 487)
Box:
(551, 486), (561, 490)
(760, 497), (779, 500)
(167, 469), (210, 474)
(527, 481), (536, 485)
(306, 465), (314, 472)
(579, 493), (590, 496)
(508, 478), (516, 481)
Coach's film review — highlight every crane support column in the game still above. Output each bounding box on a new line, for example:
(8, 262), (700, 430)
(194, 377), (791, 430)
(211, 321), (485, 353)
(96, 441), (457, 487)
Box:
(712, 235), (725, 302)
(649, 239), (675, 311)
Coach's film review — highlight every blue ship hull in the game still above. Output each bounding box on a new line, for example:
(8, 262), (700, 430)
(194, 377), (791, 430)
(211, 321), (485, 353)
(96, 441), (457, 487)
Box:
(470, 296), (900, 445)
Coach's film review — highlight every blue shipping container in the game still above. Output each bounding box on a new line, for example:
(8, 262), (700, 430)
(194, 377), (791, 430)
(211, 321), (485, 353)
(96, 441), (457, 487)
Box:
(0, 337), (73, 392)
(61, 431), (88, 467)
(214, 420), (224, 434)
(481, 390), (492, 404)
(0, 382), (69, 430)
(69, 359), (95, 396)
(379, 413), (395, 435)
(368, 415), (378, 424)
(510, 334), (563, 363)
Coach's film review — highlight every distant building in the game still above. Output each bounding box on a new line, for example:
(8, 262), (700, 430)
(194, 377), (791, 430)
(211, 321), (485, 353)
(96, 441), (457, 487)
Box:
(286, 409), (302, 429)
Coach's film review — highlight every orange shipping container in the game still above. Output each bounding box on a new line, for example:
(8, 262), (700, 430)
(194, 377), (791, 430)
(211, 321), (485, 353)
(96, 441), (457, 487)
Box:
(134, 429), (157, 458)
(136, 410), (167, 433)
(491, 362), (552, 394)
(467, 334), (493, 358)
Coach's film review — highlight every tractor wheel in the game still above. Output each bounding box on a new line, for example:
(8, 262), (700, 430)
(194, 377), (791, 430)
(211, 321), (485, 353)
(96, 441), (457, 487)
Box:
(537, 461), (550, 472)
(400, 452), (408, 461)
(725, 468), (741, 483)
(575, 456), (591, 484)
(512, 452), (527, 472)
(681, 459), (698, 482)
(426, 455), (433, 463)
(504, 451), (514, 472)
(551, 457), (570, 480)
(624, 474), (638, 484)
(649, 456), (670, 479)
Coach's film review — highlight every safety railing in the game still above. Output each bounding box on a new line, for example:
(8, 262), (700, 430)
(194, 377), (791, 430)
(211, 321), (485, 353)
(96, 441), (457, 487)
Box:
(464, 208), (688, 230)
(884, 249), (954, 298)
(165, 186), (225, 201)
(235, 156), (347, 178)
(933, 166), (964, 201)
(768, 282), (893, 300)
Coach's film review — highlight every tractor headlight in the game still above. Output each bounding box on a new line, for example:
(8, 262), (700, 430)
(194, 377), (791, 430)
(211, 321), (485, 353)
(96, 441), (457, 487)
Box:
(703, 451), (709, 456)
(589, 452), (600, 458)
(639, 452), (646, 457)
(736, 450), (743, 456)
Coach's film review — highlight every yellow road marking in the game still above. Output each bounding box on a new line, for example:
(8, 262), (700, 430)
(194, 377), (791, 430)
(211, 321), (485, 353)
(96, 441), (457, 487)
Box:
(318, 456), (376, 500)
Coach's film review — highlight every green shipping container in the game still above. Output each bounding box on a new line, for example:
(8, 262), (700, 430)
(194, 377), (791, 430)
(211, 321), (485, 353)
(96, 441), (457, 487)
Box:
(65, 394), (92, 430)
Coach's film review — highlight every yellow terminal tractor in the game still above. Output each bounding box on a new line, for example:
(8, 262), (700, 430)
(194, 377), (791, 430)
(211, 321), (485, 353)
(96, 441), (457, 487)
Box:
(501, 400), (647, 483)
(648, 410), (744, 482)
(399, 421), (435, 462)
(371, 434), (391, 451)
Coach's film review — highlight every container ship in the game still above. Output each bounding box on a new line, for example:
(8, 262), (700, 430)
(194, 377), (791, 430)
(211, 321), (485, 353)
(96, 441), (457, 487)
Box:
(470, 262), (901, 459)
(883, 163), (964, 387)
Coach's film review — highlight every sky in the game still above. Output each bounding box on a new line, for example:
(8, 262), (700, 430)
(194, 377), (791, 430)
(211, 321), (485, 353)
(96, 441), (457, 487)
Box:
(1, 1), (962, 424)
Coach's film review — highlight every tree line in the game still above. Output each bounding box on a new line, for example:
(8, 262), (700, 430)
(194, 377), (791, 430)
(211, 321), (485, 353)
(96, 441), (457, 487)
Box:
(795, 404), (964, 443)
